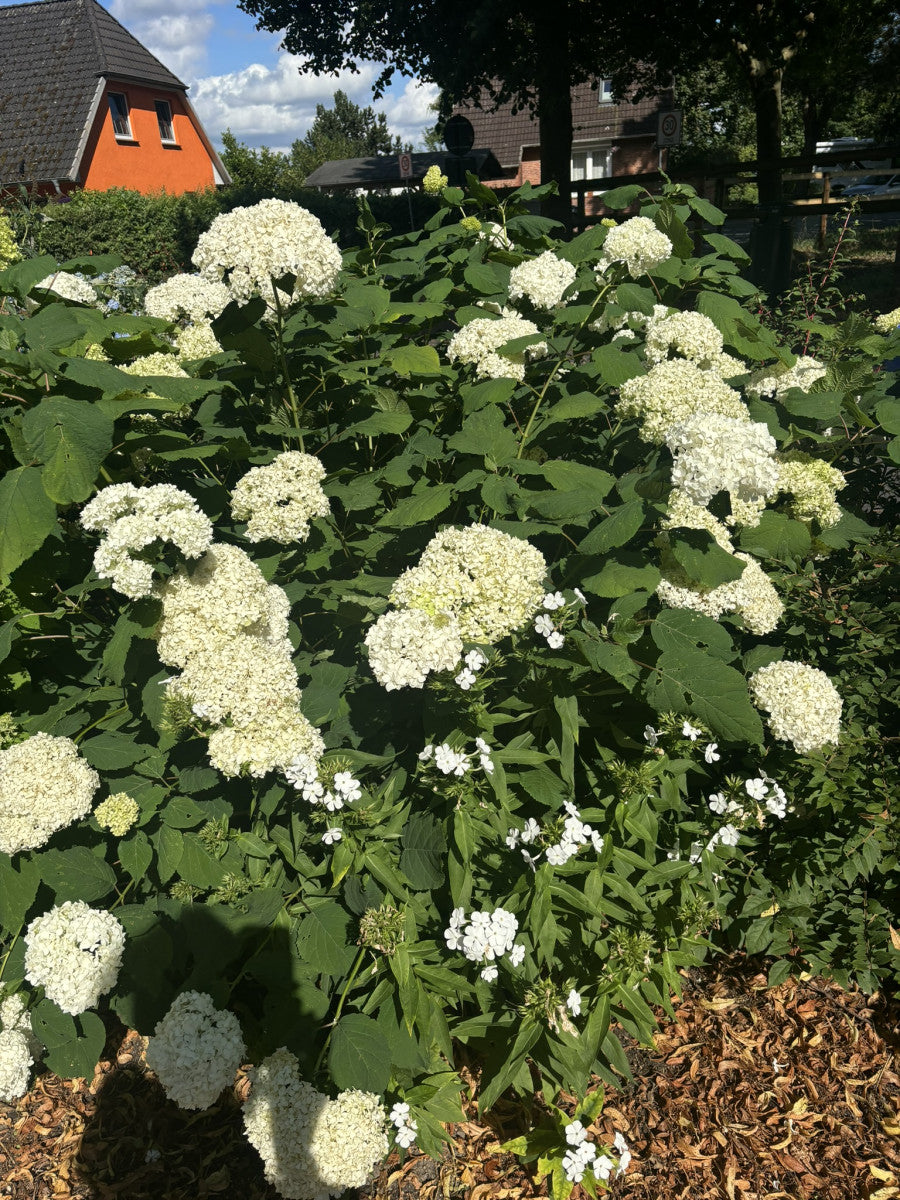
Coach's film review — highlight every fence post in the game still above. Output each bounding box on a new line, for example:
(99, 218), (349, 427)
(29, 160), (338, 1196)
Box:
(818, 174), (830, 249)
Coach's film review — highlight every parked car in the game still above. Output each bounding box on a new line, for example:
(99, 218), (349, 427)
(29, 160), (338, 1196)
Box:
(842, 173), (900, 198)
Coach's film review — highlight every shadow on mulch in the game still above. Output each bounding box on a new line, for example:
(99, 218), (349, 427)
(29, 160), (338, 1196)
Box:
(1, 956), (898, 1200)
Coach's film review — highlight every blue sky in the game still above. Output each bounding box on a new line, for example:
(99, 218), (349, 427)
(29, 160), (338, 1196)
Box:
(1, 0), (438, 152)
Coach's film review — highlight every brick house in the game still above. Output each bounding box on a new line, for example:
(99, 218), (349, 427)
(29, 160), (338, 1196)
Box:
(0, 0), (230, 196)
(451, 80), (674, 210)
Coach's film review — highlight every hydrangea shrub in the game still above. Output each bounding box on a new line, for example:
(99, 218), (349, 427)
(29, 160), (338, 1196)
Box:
(0, 180), (897, 1192)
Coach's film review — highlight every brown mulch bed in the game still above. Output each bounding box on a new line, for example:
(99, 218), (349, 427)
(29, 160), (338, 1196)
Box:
(1, 957), (897, 1200)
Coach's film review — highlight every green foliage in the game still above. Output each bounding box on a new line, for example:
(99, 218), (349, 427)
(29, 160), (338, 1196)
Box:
(0, 176), (896, 1150)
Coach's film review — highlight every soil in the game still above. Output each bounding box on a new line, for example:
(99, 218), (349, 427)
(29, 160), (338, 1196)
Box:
(1, 955), (897, 1200)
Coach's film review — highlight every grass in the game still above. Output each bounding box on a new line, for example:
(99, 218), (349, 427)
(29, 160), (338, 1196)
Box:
(792, 219), (900, 315)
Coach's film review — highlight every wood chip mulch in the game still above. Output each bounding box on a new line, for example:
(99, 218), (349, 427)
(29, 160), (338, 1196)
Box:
(1, 956), (897, 1200)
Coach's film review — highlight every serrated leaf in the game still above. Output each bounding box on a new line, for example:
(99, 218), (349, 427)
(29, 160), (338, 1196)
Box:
(646, 648), (763, 744)
(448, 405), (517, 461)
(155, 825), (184, 883)
(295, 901), (356, 977)
(579, 500), (645, 554)
(118, 830), (152, 882)
(738, 510), (811, 559)
(593, 343), (643, 386)
(39, 846), (117, 902)
(80, 731), (148, 771)
(380, 483), (455, 527)
(0, 856), (41, 934)
(669, 529), (746, 589)
(22, 397), (114, 504)
(400, 812), (447, 891)
(329, 1013), (391, 1092)
(0, 466), (58, 577)
(383, 344), (443, 377)
(177, 835), (229, 889)
(582, 555), (660, 597)
(32, 1001), (106, 1079)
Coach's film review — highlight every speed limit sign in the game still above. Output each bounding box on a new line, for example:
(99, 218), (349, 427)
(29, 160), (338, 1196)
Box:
(398, 152), (412, 178)
(657, 110), (683, 147)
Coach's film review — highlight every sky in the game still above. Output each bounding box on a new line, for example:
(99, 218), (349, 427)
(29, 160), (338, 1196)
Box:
(2, 0), (439, 153)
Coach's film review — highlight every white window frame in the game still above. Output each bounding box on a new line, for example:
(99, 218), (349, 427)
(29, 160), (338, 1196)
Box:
(155, 99), (177, 145)
(598, 78), (614, 104)
(571, 143), (612, 184)
(108, 91), (133, 140)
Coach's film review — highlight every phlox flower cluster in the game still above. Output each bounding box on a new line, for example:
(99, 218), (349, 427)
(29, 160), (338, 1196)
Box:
(596, 215), (672, 278)
(507, 800), (603, 869)
(508, 250), (576, 310)
(874, 305), (900, 334)
(446, 313), (547, 381)
(709, 773), (788, 826)
(36, 271), (97, 305)
(444, 907), (523, 980)
(422, 164), (447, 193)
(746, 356), (827, 400)
(666, 413), (780, 517)
(230, 451), (331, 544)
(0, 993), (35, 1104)
(389, 1101), (418, 1149)
(193, 199), (343, 310)
(143, 273), (231, 322)
(120, 352), (189, 379)
(776, 454), (845, 526)
(644, 310), (725, 367)
(419, 737), (494, 776)
(534, 589), (579, 649)
(93, 791), (140, 837)
(618, 359), (749, 444)
(0, 732), (99, 856)
(24, 901), (125, 1015)
(562, 1121), (630, 1185)
(455, 647), (487, 690)
(749, 661), (842, 755)
(242, 1047), (389, 1200)
(157, 543), (323, 778)
(657, 552), (784, 635)
(80, 483), (213, 600)
(145, 991), (246, 1109)
(285, 760), (363, 812)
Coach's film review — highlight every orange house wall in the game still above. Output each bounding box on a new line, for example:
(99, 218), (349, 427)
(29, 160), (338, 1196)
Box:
(80, 83), (215, 194)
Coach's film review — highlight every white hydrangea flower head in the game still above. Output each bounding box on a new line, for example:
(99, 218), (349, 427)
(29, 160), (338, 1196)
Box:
(231, 452), (331, 544)
(207, 712), (324, 779)
(644, 311), (725, 367)
(665, 414), (779, 512)
(36, 271), (97, 304)
(144, 273), (231, 322)
(657, 553), (783, 634)
(746, 356), (827, 400)
(364, 608), (463, 691)
(145, 991), (245, 1110)
(120, 352), (189, 378)
(874, 305), (900, 334)
(243, 1047), (388, 1200)
(597, 216), (672, 278)
(94, 792), (140, 838)
(0, 732), (99, 856)
(749, 660), (842, 755)
(663, 488), (734, 550)
(24, 901), (125, 1015)
(0, 1029), (33, 1103)
(479, 221), (514, 251)
(508, 250), (577, 310)
(389, 524), (547, 643)
(446, 314), (548, 381)
(776, 454), (845, 527)
(81, 483), (214, 600)
(618, 360), (750, 444)
(192, 199), (342, 310)
(175, 320), (222, 361)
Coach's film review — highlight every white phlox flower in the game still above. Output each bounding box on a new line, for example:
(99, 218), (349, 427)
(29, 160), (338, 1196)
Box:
(508, 250), (577, 309)
(0, 732), (99, 856)
(389, 1101), (418, 1149)
(704, 743), (720, 764)
(231, 451), (331, 544)
(682, 721), (703, 741)
(24, 901), (125, 1015)
(566, 989), (582, 1016)
(749, 660), (842, 755)
(446, 313), (548, 381)
(145, 991), (246, 1110)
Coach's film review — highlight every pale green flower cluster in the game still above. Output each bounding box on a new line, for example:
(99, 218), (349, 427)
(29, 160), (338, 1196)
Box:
(618, 359), (749, 444)
(94, 792), (140, 837)
(422, 164), (448, 194)
(746, 355), (827, 400)
(596, 215), (672, 278)
(193, 198), (342, 309)
(146, 991), (245, 1110)
(231, 451), (331, 543)
(175, 320), (222, 360)
(447, 313), (547, 381)
(749, 660), (842, 754)
(24, 901), (125, 1015)
(144, 273), (231, 323)
(0, 732), (99, 856)
(35, 270), (97, 305)
(508, 250), (576, 310)
(120, 351), (189, 379)
(645, 311), (725, 367)
(874, 306), (900, 334)
(243, 1047), (389, 1199)
(777, 454), (845, 526)
(0, 210), (20, 271)
(157, 543), (323, 778)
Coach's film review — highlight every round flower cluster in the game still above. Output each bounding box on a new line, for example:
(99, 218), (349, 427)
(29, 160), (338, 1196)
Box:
(36, 271), (97, 305)
(444, 907), (523, 980)
(663, 488), (734, 548)
(81, 482), (214, 600)
(666, 414), (779, 514)
(597, 215), (672, 278)
(389, 1101), (418, 1149)
(657, 553), (783, 635)
(192, 198), (342, 309)
(874, 305), (900, 334)
(145, 991), (246, 1109)
(618, 359), (749, 444)
(591, 302), (669, 338)
(120, 352), (189, 379)
(0, 993), (35, 1103)
(644, 310), (725, 366)
(389, 524), (547, 643)
(746, 355), (827, 400)
(446, 313), (547, 381)
(24, 901), (125, 1015)
(777, 454), (845, 526)
(365, 608), (463, 691)
(230, 451), (331, 543)
(508, 250), (576, 310)
(93, 792), (140, 837)
(422, 164), (448, 194)
(562, 1121), (623, 1185)
(242, 1047), (389, 1200)
(175, 320), (222, 361)
(749, 660), (842, 755)
(419, 737), (494, 776)
(0, 210), (21, 270)
(506, 800), (603, 869)
(143, 273), (231, 322)
(158, 544), (323, 778)
(0, 732), (99, 856)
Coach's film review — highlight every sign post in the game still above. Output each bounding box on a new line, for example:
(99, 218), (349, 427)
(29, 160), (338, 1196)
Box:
(398, 152), (413, 179)
(657, 109), (682, 169)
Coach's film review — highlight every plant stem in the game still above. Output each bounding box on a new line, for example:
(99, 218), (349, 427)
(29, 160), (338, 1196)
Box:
(314, 945), (367, 1072)
(271, 280), (304, 450)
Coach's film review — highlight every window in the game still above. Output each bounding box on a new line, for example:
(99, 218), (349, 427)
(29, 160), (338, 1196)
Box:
(598, 79), (614, 104)
(108, 92), (132, 139)
(571, 144), (612, 183)
(155, 100), (176, 144)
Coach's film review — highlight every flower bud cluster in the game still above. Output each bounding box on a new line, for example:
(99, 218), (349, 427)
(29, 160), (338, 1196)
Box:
(94, 791), (140, 837)
(0, 732), (99, 856)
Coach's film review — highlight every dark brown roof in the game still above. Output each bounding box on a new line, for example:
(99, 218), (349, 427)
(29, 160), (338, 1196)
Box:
(0, 0), (186, 185)
(452, 81), (674, 168)
(305, 150), (504, 189)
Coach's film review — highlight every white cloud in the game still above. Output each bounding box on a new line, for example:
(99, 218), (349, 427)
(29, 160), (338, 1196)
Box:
(375, 79), (440, 148)
(110, 0), (215, 80)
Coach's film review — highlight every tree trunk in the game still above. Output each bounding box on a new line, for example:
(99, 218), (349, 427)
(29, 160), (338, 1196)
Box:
(751, 67), (783, 206)
(535, 4), (572, 229)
